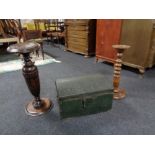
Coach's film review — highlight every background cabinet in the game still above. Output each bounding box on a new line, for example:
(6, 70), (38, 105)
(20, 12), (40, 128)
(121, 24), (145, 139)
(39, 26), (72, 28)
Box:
(96, 19), (122, 63)
(96, 19), (155, 73)
(65, 19), (96, 57)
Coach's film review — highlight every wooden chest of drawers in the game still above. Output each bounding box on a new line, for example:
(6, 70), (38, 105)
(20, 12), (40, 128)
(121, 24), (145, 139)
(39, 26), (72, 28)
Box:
(65, 19), (96, 57)
(96, 19), (155, 73)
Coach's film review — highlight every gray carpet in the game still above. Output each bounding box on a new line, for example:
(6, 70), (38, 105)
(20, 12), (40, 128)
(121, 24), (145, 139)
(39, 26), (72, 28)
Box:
(0, 43), (155, 135)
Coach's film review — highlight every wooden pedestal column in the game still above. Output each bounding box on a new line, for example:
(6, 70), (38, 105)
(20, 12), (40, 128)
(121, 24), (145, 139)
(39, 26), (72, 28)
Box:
(112, 45), (130, 100)
(7, 41), (53, 116)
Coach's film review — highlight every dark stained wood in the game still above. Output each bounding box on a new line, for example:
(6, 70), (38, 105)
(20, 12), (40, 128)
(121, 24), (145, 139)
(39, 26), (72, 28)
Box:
(43, 19), (65, 46)
(22, 30), (42, 41)
(0, 19), (21, 39)
(0, 19), (21, 37)
(22, 30), (44, 59)
(7, 41), (53, 116)
(0, 20), (7, 37)
(96, 19), (122, 63)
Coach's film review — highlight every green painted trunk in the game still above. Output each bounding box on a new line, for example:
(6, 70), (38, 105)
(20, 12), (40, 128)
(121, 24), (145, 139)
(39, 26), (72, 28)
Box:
(55, 74), (113, 119)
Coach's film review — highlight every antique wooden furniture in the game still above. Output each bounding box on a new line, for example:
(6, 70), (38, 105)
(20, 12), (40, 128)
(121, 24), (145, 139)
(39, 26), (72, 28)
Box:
(96, 19), (155, 73)
(65, 19), (96, 57)
(0, 20), (7, 38)
(22, 30), (44, 59)
(120, 20), (155, 74)
(34, 19), (42, 30)
(7, 41), (53, 116)
(112, 45), (130, 99)
(55, 74), (113, 119)
(44, 19), (65, 45)
(0, 19), (21, 38)
(0, 19), (20, 46)
(0, 37), (19, 44)
(96, 19), (122, 63)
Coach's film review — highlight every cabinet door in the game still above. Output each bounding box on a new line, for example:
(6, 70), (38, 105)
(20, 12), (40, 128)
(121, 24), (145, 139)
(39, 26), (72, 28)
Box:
(96, 19), (122, 63)
(121, 19), (153, 68)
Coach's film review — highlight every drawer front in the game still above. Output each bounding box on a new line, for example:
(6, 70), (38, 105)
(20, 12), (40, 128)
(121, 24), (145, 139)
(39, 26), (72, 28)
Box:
(67, 37), (88, 46)
(68, 41), (87, 48)
(67, 43), (88, 53)
(68, 40), (87, 47)
(68, 25), (88, 31)
(65, 19), (89, 25)
(67, 30), (88, 38)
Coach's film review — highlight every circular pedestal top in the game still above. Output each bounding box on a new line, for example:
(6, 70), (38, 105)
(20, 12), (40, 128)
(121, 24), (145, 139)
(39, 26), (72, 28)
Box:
(7, 41), (40, 54)
(112, 45), (130, 49)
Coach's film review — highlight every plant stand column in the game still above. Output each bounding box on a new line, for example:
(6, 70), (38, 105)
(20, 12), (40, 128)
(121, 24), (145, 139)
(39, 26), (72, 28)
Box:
(7, 41), (53, 116)
(112, 45), (130, 100)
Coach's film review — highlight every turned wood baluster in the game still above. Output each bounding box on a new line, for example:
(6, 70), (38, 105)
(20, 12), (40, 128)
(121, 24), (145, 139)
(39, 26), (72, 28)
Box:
(22, 51), (53, 116)
(112, 45), (130, 99)
(22, 52), (42, 109)
(7, 41), (53, 116)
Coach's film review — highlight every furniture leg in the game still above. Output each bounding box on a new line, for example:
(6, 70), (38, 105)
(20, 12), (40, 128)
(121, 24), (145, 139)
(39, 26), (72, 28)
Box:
(95, 58), (98, 63)
(139, 67), (145, 74)
(35, 49), (39, 57)
(40, 42), (44, 59)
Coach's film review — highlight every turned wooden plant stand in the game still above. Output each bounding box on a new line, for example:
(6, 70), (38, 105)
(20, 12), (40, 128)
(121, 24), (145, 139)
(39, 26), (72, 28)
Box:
(112, 45), (130, 100)
(7, 41), (53, 116)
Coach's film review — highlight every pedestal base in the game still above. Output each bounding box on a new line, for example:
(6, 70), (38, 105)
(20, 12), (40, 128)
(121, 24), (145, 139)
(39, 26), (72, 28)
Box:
(113, 88), (126, 100)
(25, 98), (53, 116)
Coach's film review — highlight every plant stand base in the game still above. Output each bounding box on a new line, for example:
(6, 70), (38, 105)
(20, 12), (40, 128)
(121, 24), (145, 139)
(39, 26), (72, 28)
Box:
(25, 98), (53, 116)
(113, 88), (126, 100)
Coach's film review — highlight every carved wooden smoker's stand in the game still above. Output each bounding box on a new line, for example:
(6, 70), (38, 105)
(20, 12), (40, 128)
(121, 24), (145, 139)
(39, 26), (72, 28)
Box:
(7, 41), (53, 116)
(112, 45), (130, 99)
